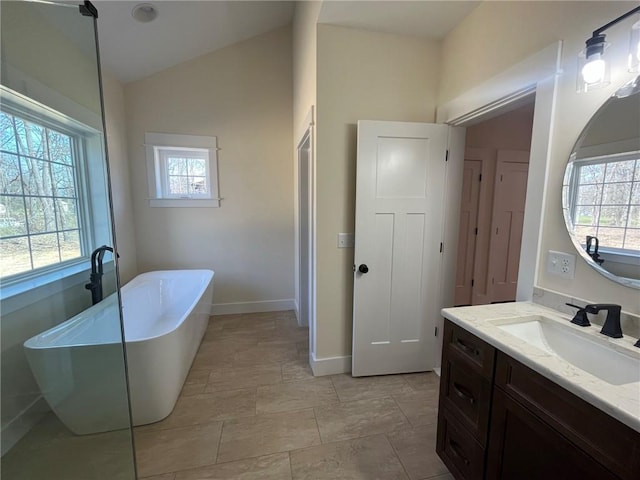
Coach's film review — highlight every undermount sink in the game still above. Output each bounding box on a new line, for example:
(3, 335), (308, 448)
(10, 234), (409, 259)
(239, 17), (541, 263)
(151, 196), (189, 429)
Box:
(493, 315), (640, 386)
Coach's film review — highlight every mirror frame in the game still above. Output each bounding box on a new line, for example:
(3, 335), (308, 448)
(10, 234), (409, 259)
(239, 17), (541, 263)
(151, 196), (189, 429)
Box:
(562, 76), (640, 290)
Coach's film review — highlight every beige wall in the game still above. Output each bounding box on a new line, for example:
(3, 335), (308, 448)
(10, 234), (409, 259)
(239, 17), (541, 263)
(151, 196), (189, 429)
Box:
(102, 74), (138, 283)
(293, 1), (321, 137)
(315, 25), (441, 358)
(124, 26), (294, 307)
(0, 1), (101, 116)
(292, 2), (321, 323)
(440, 1), (640, 314)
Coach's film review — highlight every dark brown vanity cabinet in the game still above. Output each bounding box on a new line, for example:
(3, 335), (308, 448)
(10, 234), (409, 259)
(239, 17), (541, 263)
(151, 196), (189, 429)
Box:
(437, 320), (640, 480)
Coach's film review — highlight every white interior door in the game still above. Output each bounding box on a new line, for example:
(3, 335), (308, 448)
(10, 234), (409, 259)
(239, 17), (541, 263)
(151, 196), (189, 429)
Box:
(352, 120), (449, 377)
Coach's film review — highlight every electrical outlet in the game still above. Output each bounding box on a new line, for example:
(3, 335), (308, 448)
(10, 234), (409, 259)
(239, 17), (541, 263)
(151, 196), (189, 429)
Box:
(337, 233), (354, 248)
(547, 250), (576, 279)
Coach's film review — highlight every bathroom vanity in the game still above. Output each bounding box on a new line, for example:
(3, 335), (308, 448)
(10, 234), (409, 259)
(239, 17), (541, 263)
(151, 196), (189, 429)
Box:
(436, 303), (640, 480)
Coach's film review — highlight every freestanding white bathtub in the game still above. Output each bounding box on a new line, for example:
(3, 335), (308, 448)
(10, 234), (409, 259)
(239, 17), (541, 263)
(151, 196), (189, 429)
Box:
(24, 269), (214, 434)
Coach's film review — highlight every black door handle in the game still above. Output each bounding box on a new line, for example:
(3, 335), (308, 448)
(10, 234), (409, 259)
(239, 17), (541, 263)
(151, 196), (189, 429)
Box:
(358, 264), (369, 274)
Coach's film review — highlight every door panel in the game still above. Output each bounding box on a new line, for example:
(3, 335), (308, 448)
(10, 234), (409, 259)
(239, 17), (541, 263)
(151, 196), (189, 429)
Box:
(376, 137), (430, 198)
(366, 213), (394, 344)
(353, 121), (449, 376)
(455, 160), (481, 306)
(488, 151), (529, 303)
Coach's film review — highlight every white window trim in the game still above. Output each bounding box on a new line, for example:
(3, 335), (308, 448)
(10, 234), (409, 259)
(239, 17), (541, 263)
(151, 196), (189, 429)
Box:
(0, 85), (113, 292)
(145, 132), (220, 208)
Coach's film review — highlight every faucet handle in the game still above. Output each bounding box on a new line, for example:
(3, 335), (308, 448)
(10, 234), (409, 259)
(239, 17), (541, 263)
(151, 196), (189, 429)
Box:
(565, 303), (591, 327)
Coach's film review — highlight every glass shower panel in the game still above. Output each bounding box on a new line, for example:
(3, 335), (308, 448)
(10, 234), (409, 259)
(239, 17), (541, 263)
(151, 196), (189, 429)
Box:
(0, 1), (136, 479)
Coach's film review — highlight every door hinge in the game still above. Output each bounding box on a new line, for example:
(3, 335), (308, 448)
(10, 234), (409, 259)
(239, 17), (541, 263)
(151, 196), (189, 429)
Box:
(500, 174), (503, 182)
(474, 227), (478, 235)
(435, 326), (438, 337)
(439, 242), (443, 253)
(445, 150), (449, 162)
(471, 279), (475, 287)
(492, 278), (495, 285)
(479, 173), (482, 182)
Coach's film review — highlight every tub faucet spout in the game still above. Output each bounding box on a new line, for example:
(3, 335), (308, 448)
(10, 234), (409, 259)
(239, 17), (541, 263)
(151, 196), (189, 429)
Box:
(85, 245), (114, 305)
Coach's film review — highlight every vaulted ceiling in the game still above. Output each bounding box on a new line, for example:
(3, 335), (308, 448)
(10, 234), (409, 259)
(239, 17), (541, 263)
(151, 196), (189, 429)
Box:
(94, 1), (480, 83)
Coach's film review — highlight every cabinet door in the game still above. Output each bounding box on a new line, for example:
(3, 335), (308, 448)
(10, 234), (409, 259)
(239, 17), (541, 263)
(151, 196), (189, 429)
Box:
(440, 355), (492, 444)
(486, 388), (619, 480)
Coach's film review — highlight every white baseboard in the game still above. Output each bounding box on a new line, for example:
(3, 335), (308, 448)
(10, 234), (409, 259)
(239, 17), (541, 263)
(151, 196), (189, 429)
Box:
(210, 299), (296, 316)
(310, 353), (352, 376)
(1, 396), (49, 456)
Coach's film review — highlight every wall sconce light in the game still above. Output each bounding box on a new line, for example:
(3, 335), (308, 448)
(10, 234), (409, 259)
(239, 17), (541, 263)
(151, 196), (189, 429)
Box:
(578, 5), (640, 93)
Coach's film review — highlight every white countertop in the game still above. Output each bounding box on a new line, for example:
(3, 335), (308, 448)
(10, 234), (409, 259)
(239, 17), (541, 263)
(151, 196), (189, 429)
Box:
(441, 302), (640, 434)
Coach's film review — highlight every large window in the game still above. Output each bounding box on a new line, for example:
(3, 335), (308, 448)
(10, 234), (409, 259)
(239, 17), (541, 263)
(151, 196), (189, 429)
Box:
(570, 155), (640, 251)
(0, 110), (84, 279)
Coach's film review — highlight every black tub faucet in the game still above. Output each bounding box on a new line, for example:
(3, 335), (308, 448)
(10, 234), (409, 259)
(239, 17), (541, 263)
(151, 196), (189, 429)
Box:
(584, 304), (623, 338)
(85, 245), (114, 305)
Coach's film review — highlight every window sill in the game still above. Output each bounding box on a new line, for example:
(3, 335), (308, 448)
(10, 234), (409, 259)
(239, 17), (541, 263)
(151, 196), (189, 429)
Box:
(598, 250), (640, 266)
(149, 198), (220, 208)
(0, 260), (115, 315)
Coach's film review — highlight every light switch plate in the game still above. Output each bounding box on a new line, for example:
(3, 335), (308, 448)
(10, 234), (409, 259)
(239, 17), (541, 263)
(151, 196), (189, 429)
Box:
(546, 250), (576, 279)
(337, 233), (354, 248)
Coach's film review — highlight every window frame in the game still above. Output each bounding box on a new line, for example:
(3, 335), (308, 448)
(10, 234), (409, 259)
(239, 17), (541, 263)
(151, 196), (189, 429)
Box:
(567, 150), (640, 255)
(145, 132), (220, 208)
(0, 92), (97, 285)
(155, 146), (212, 199)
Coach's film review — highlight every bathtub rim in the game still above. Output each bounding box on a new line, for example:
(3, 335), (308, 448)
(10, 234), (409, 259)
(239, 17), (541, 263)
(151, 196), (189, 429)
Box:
(23, 269), (214, 349)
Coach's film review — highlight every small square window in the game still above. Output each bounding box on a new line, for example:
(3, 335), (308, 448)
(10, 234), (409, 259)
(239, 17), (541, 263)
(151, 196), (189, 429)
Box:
(145, 133), (220, 208)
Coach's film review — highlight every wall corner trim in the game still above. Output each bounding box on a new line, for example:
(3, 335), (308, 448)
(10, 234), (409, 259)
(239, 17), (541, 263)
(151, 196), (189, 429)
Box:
(309, 353), (352, 376)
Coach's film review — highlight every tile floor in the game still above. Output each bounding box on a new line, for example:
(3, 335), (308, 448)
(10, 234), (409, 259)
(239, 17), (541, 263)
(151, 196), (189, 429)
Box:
(135, 310), (452, 480)
(1, 310), (451, 480)
(0, 414), (136, 479)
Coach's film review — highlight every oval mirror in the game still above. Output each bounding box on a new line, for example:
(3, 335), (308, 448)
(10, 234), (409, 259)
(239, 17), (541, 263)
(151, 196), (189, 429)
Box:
(563, 76), (640, 288)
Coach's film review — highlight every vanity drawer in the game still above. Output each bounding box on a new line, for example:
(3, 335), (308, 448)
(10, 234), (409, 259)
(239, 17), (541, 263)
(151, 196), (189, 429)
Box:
(495, 352), (640, 480)
(444, 320), (495, 378)
(440, 353), (493, 445)
(437, 406), (485, 480)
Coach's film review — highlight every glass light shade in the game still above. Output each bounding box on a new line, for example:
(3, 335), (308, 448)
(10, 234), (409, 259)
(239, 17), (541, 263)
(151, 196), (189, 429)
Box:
(577, 49), (611, 93)
(629, 19), (640, 72)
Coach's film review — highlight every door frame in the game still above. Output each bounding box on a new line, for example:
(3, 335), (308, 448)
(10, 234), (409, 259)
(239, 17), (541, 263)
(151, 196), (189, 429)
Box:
(294, 107), (316, 357)
(436, 41), (562, 366)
